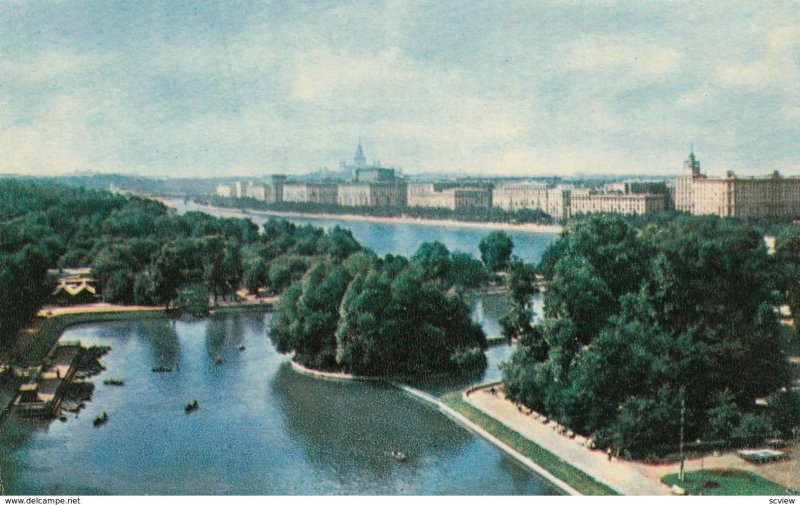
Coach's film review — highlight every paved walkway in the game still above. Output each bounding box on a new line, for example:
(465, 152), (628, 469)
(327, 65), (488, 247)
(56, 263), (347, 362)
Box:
(37, 303), (166, 317)
(466, 386), (800, 495)
(466, 387), (671, 495)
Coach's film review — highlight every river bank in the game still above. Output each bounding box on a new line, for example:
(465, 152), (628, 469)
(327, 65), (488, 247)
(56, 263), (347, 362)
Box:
(289, 360), (586, 496)
(1, 301), (275, 417)
(20, 303), (273, 364)
(185, 201), (564, 234)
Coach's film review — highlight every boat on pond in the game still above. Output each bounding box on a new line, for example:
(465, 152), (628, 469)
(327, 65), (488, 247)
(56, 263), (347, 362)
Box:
(185, 399), (199, 413)
(93, 412), (108, 426)
(391, 450), (409, 462)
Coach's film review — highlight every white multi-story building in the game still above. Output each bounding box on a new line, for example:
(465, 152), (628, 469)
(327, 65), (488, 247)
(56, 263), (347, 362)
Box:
(407, 183), (492, 210)
(492, 182), (549, 212)
(570, 193), (666, 216)
(216, 184), (233, 198)
(675, 152), (800, 219)
(282, 183), (338, 205)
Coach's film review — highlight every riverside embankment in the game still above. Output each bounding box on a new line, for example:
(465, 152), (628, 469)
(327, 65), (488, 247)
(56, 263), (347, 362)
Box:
(179, 200), (564, 235)
(290, 360), (594, 496)
(462, 384), (800, 495)
(163, 199), (560, 264)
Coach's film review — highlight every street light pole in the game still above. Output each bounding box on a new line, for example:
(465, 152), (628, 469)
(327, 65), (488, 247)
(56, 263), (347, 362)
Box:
(697, 438), (704, 496)
(679, 389), (686, 482)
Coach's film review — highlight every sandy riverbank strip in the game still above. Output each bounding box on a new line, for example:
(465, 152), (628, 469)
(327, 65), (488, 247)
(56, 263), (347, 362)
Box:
(465, 384), (800, 495)
(12, 301), (274, 367)
(38, 299), (276, 319)
(289, 361), (382, 382)
(184, 201), (564, 234)
(37, 303), (168, 318)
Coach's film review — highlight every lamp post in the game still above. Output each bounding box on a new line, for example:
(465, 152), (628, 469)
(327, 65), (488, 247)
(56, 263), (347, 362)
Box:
(696, 438), (704, 496)
(679, 388), (686, 483)
(697, 438), (704, 473)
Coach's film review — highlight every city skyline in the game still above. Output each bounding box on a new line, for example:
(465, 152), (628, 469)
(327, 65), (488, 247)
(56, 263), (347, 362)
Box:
(2, 1), (799, 178)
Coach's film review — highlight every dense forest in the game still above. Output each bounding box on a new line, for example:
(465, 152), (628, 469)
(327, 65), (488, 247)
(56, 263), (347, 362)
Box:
(0, 179), (345, 343)
(0, 179), (495, 379)
(201, 195), (557, 225)
(502, 216), (800, 459)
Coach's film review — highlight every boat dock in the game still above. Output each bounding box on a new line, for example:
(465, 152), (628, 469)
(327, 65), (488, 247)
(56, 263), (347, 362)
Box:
(13, 341), (84, 418)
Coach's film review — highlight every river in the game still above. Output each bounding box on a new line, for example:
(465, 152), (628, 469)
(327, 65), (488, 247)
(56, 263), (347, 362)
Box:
(0, 202), (561, 495)
(169, 200), (553, 339)
(168, 200), (559, 264)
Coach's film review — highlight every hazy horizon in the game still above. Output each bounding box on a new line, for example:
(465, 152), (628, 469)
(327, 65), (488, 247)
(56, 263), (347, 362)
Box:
(2, 1), (798, 178)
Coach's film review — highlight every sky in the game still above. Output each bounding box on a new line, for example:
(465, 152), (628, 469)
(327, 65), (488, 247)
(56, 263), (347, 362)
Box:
(1, 0), (799, 178)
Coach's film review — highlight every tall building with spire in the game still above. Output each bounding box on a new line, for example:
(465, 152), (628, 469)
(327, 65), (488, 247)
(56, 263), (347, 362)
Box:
(337, 139), (407, 207)
(339, 139), (398, 183)
(353, 138), (367, 169)
(675, 150), (800, 218)
(684, 149), (701, 177)
(675, 150), (702, 212)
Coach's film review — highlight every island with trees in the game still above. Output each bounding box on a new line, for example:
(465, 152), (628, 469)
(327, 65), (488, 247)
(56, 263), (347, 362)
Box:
(270, 241), (490, 377)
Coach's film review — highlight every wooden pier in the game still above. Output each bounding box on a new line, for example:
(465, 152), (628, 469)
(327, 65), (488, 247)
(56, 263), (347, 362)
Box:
(13, 341), (84, 418)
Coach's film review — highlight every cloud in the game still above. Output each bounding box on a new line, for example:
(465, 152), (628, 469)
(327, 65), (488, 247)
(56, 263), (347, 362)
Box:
(0, 51), (99, 84)
(714, 25), (800, 91)
(0, 94), (94, 174)
(0, 2), (798, 177)
(283, 45), (533, 170)
(561, 34), (683, 82)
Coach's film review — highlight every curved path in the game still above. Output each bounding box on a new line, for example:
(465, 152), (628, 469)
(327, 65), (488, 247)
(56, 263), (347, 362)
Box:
(289, 361), (578, 495)
(464, 384), (799, 495)
(465, 385), (669, 495)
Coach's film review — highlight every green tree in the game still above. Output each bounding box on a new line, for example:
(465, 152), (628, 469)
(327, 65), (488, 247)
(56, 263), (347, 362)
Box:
(499, 258), (544, 355)
(774, 227), (800, 326)
(103, 270), (135, 304)
(337, 262), (486, 376)
(176, 282), (209, 314)
(448, 252), (491, 289)
(479, 231), (514, 272)
(197, 236), (242, 304)
(150, 245), (183, 308)
(133, 271), (154, 305)
(504, 215), (794, 457)
(320, 225), (361, 261)
(222, 240), (243, 299)
(243, 257), (270, 294)
(0, 246), (49, 343)
(412, 241), (452, 281)
(267, 256), (312, 293)
(270, 263), (352, 370)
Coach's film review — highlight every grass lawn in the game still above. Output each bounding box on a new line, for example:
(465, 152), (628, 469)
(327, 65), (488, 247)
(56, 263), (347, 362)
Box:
(661, 469), (798, 496)
(440, 391), (618, 496)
